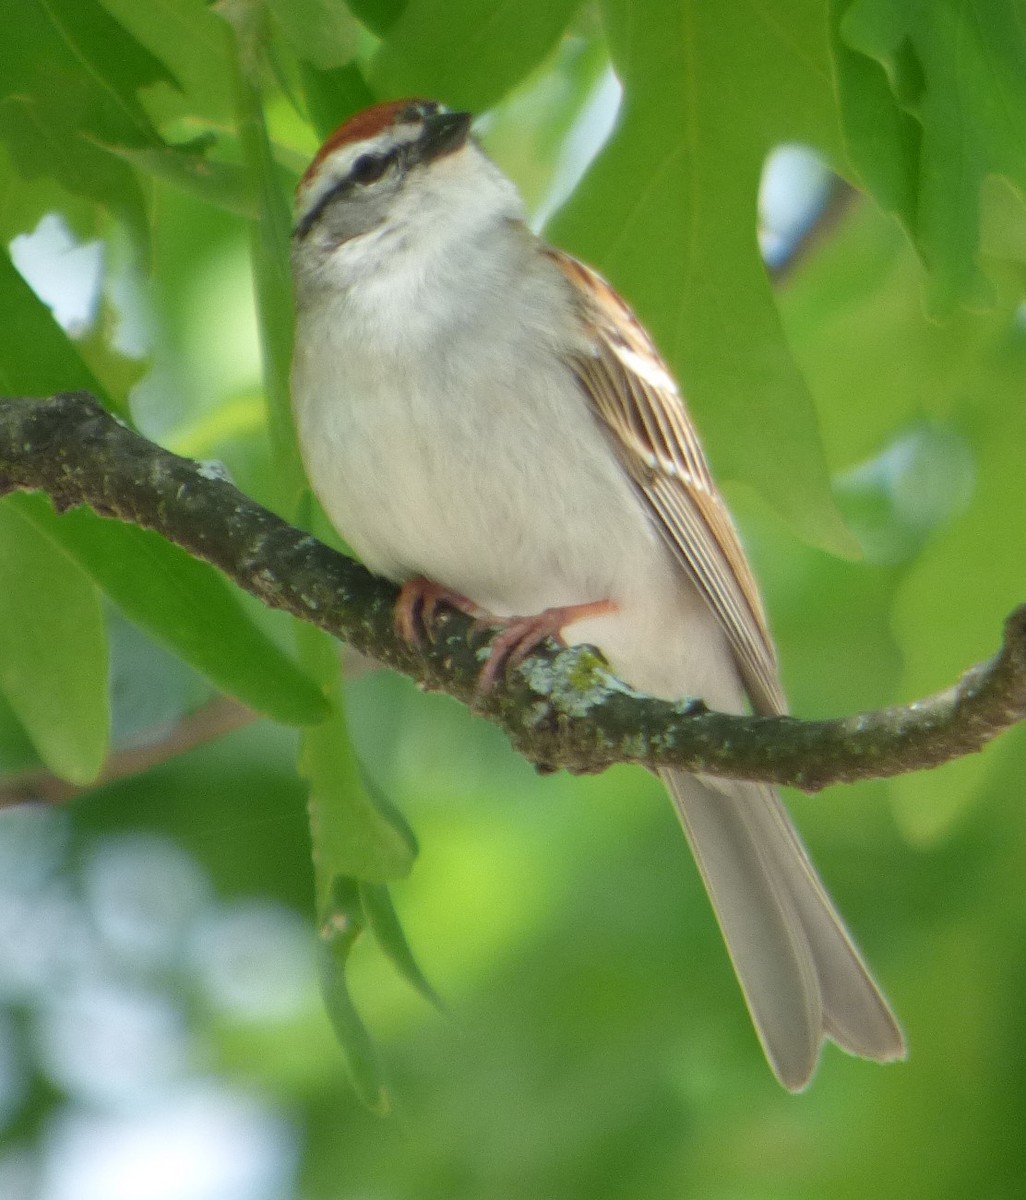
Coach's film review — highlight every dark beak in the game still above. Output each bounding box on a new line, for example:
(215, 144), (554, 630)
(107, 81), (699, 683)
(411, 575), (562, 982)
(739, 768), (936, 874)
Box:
(414, 110), (473, 165)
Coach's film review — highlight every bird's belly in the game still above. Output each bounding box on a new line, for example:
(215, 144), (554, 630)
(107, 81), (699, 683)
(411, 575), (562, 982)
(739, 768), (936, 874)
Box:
(292, 344), (743, 711)
(298, 345), (633, 585)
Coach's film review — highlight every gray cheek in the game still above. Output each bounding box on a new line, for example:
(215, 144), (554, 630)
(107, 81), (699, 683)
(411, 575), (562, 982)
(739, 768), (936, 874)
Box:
(315, 188), (395, 250)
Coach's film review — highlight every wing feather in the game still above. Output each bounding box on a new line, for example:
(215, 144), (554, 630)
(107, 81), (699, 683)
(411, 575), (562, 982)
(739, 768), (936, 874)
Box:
(547, 247), (786, 717)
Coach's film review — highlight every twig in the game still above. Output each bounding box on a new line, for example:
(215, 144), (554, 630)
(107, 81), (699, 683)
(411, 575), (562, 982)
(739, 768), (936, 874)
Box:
(768, 176), (860, 286)
(0, 696), (255, 807)
(1, 391), (1024, 793)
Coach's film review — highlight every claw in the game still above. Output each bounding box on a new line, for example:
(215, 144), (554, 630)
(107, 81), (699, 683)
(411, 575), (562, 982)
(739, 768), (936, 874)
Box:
(394, 578), (483, 646)
(395, 582), (616, 692)
(476, 599), (617, 693)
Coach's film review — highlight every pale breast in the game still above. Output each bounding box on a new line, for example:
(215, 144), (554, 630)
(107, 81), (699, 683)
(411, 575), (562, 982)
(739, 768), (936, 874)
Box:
(294, 292), (650, 596)
(291, 232), (744, 707)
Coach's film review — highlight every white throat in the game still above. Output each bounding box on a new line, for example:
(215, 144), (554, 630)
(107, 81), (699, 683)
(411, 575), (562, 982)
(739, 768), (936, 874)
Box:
(306, 146), (522, 298)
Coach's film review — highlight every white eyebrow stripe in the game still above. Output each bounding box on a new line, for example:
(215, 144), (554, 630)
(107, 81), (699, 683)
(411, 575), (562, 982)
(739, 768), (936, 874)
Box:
(294, 128), (415, 225)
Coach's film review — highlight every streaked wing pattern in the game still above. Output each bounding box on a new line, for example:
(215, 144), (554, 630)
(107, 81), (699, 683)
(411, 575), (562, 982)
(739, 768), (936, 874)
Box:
(547, 248), (786, 717)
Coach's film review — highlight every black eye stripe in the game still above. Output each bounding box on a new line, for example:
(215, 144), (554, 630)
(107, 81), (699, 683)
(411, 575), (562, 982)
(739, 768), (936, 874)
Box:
(295, 180), (345, 240)
(294, 147), (401, 239)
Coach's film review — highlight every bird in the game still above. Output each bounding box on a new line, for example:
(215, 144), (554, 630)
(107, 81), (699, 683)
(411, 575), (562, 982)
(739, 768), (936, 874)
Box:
(289, 97), (906, 1090)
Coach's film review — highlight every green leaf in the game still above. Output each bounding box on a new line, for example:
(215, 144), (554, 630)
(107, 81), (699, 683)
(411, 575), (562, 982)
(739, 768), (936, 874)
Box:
(371, 0), (582, 112)
(303, 693), (416, 883)
(981, 175), (1026, 268)
(829, 0), (919, 230)
(888, 340), (1026, 840)
(346, 0), (407, 38)
(479, 19), (609, 219)
(360, 881), (442, 1010)
(93, 138), (257, 217)
(11, 492), (329, 729)
(299, 625), (416, 893)
(777, 201), (1015, 468)
(0, 141), (104, 245)
(0, 499), (109, 784)
(10, 0), (175, 139)
(0, 686), (41, 776)
(0, 94), (149, 253)
(0, 242), (142, 423)
(0, 0), (177, 247)
(265, 0), (359, 71)
(317, 878), (390, 1114)
(299, 61), (376, 141)
(0, 246), (106, 398)
(96, 0), (234, 124)
(549, 0), (857, 556)
(834, 0), (1026, 313)
(223, 1), (305, 502)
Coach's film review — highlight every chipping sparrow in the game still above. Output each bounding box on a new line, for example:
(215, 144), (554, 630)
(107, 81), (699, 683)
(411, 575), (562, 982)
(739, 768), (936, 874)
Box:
(290, 98), (906, 1090)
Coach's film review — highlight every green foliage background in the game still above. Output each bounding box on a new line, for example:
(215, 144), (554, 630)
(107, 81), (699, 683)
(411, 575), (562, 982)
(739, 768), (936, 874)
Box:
(1, 0), (1026, 1196)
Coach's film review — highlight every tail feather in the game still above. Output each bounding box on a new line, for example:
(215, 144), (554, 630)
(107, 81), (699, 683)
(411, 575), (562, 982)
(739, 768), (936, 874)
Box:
(661, 769), (906, 1090)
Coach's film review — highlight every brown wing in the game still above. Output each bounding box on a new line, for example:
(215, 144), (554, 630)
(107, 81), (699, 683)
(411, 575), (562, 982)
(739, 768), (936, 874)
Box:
(547, 247), (787, 717)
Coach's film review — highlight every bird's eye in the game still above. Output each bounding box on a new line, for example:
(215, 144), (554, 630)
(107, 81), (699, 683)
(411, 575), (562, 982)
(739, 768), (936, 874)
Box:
(350, 154), (388, 185)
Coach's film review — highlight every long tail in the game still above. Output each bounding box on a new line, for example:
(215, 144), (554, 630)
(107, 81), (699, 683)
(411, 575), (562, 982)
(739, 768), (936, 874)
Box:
(661, 769), (906, 1090)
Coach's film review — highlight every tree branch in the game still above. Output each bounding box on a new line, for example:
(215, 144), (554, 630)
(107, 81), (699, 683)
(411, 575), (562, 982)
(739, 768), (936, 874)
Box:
(1, 391), (1024, 793)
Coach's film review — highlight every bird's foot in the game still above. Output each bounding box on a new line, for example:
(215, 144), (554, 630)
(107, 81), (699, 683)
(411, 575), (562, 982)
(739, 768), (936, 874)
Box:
(394, 577), (484, 645)
(474, 598), (617, 693)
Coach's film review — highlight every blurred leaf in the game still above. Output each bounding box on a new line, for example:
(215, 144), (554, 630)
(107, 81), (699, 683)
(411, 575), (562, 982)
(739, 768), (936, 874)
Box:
(360, 880), (442, 1009)
(11, 492), (329, 728)
(105, 608), (213, 749)
(265, 0), (359, 70)
(347, 0), (407, 37)
(371, 0), (582, 112)
(0, 499), (109, 783)
(0, 687), (40, 776)
(223, 2), (304, 503)
(94, 138), (257, 217)
(981, 174), (1026, 268)
(73, 292), (151, 410)
(2, 223), (149, 416)
(833, 424), (976, 565)
(298, 625), (415, 892)
(834, 0), (1026, 313)
(96, 0), (234, 124)
(0, 95), (148, 249)
(888, 337), (1026, 839)
(6, 0), (175, 138)
(0, 143), (103, 245)
(776, 194), (1014, 466)
(829, 0), (919, 232)
(482, 20), (610, 220)
(0, 0), (177, 247)
(318, 878), (390, 1114)
(549, 0), (857, 556)
(0, 246), (106, 398)
(300, 61), (376, 140)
